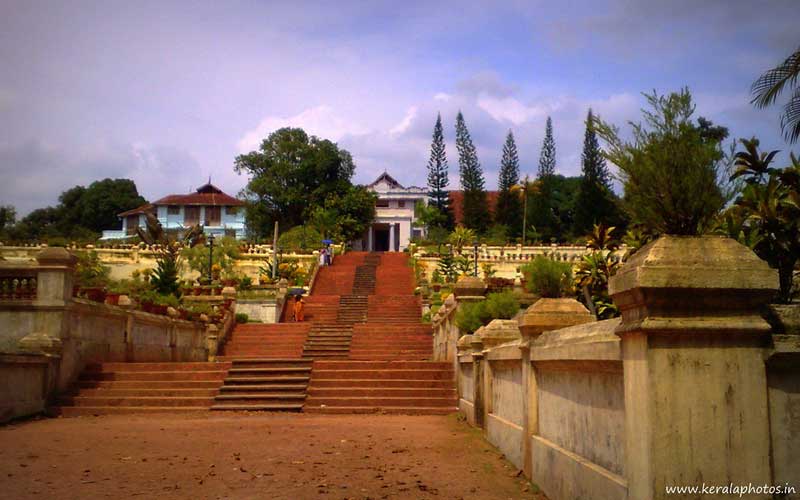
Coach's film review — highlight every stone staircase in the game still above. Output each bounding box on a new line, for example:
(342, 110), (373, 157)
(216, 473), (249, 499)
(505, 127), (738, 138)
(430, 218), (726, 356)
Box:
(218, 323), (310, 360)
(53, 362), (229, 416)
(304, 360), (456, 414)
(211, 359), (311, 411)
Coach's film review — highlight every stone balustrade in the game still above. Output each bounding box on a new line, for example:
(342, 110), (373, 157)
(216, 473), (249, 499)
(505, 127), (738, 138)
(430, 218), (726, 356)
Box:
(0, 247), (229, 423)
(440, 236), (800, 500)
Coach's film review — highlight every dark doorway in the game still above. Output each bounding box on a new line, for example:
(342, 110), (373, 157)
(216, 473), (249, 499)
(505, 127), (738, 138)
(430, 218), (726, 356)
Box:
(374, 228), (390, 252)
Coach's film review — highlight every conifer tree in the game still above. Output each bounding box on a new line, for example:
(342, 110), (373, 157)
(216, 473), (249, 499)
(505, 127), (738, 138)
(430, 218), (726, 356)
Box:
(574, 109), (618, 235)
(455, 111), (490, 233)
(426, 113), (452, 228)
(538, 116), (556, 178)
(494, 130), (522, 236)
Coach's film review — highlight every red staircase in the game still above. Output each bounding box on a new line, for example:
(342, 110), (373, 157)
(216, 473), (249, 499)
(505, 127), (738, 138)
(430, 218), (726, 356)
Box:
(218, 323), (310, 360)
(53, 362), (229, 416)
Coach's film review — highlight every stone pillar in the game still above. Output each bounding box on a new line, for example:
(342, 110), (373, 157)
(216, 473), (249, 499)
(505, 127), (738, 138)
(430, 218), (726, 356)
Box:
(518, 297), (595, 477)
(609, 236), (778, 500)
(388, 222), (396, 252)
(471, 336), (486, 429)
(206, 324), (219, 362)
(368, 225), (374, 252)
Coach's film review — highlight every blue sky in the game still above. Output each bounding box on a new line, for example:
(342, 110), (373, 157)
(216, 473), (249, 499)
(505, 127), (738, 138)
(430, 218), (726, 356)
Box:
(1, 0), (798, 215)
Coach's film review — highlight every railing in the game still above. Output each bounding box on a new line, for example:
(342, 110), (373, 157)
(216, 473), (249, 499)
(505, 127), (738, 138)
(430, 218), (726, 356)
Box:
(0, 272), (38, 300)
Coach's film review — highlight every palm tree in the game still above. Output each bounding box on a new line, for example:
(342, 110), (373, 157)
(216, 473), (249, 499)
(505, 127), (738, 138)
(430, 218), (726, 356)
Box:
(751, 46), (800, 143)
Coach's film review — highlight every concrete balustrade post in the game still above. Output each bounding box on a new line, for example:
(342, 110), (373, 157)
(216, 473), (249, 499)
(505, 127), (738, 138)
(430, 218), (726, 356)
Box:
(609, 236), (778, 500)
(471, 336), (486, 429)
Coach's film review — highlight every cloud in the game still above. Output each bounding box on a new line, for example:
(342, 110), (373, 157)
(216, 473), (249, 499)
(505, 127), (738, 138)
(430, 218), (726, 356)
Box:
(477, 95), (548, 126)
(434, 93), (452, 102)
(389, 106), (418, 136)
(236, 106), (370, 153)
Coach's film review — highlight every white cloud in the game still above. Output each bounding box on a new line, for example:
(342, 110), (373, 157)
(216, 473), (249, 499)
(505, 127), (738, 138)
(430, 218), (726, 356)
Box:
(236, 106), (370, 153)
(477, 94), (549, 125)
(389, 106), (418, 136)
(434, 92), (452, 101)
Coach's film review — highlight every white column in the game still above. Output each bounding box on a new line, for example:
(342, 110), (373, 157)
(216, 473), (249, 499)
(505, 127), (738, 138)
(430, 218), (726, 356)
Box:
(388, 223), (396, 252)
(368, 225), (374, 251)
(399, 220), (411, 250)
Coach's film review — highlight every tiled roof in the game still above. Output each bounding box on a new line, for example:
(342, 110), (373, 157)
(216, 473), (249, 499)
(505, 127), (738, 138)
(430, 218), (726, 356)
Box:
(448, 191), (499, 226)
(151, 191), (244, 207)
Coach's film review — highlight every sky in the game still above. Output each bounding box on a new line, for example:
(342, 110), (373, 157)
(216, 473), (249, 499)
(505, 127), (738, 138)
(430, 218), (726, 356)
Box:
(1, 0), (798, 216)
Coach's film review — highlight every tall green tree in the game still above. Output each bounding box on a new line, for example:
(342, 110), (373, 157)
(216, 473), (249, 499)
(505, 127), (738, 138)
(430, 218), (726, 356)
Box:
(455, 111), (490, 233)
(234, 127), (356, 238)
(574, 109), (619, 235)
(0, 205), (16, 234)
(751, 46), (800, 143)
(538, 116), (556, 178)
(594, 89), (729, 235)
(426, 113), (452, 228)
(494, 130), (522, 235)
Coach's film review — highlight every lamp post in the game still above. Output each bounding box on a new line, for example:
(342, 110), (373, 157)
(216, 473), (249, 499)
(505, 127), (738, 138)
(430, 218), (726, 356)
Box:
(207, 232), (215, 283)
(473, 240), (479, 277)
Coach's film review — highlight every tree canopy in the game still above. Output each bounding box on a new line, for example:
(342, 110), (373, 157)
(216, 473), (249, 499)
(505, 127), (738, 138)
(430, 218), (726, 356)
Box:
(455, 111), (490, 233)
(494, 130), (522, 235)
(426, 113), (452, 228)
(235, 127), (356, 238)
(538, 117), (556, 178)
(595, 89), (729, 235)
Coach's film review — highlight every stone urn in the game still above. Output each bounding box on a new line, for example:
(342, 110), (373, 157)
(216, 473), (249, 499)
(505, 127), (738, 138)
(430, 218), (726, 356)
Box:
(518, 297), (594, 341)
(476, 319), (522, 349)
(453, 275), (487, 297)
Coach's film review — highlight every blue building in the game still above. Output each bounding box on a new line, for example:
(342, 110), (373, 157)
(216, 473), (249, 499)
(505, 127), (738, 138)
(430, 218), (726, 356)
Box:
(101, 182), (247, 240)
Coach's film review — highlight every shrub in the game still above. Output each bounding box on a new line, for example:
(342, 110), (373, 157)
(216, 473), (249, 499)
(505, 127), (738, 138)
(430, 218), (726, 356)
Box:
(485, 291), (520, 320)
(182, 236), (241, 279)
(455, 300), (490, 334)
(278, 225), (323, 253)
(522, 257), (572, 298)
(73, 250), (110, 288)
(235, 313), (249, 323)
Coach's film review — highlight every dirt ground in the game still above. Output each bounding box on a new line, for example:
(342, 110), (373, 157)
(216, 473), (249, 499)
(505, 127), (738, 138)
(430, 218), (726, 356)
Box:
(0, 412), (547, 500)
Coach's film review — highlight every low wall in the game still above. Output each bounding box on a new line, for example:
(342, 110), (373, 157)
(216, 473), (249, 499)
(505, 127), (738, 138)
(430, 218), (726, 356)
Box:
(0, 248), (216, 422)
(236, 299), (280, 323)
(445, 236), (800, 500)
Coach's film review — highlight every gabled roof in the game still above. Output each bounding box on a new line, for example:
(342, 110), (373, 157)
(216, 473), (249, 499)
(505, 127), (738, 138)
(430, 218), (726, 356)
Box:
(368, 172), (404, 190)
(151, 182), (244, 207)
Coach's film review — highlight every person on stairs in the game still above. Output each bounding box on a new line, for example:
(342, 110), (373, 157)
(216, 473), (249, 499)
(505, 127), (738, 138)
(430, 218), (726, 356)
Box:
(318, 247), (327, 267)
(293, 295), (305, 322)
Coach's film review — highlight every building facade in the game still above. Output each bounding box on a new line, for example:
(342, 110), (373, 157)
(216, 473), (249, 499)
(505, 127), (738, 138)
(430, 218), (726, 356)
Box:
(101, 182), (247, 240)
(352, 172), (427, 252)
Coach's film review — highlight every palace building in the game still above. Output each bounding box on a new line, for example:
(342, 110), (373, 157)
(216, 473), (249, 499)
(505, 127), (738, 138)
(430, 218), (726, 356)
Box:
(351, 172), (427, 252)
(101, 181), (247, 240)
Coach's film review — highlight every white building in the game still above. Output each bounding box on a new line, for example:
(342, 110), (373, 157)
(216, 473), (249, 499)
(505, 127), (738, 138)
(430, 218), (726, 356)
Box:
(353, 172), (427, 252)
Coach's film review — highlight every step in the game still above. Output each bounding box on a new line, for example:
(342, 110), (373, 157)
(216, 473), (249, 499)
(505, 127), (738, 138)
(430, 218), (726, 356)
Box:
(84, 362), (230, 372)
(312, 361), (450, 369)
(220, 384), (307, 392)
(58, 396), (215, 407)
(303, 406), (456, 415)
(309, 369), (453, 380)
(230, 359), (312, 367)
(215, 393), (305, 401)
(70, 388), (219, 397)
(224, 376), (310, 384)
(305, 396), (456, 407)
(210, 403), (303, 411)
(76, 380), (222, 389)
(54, 406), (211, 417)
(307, 387), (455, 397)
(228, 367), (311, 374)
(79, 371), (226, 381)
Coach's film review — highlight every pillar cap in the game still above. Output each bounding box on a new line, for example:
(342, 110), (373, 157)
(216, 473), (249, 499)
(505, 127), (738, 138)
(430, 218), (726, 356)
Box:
(36, 247), (77, 267)
(609, 236), (779, 335)
(454, 275), (486, 297)
(519, 298), (594, 339)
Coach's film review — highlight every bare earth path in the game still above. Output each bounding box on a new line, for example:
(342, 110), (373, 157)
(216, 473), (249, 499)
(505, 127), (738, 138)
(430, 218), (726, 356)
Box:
(0, 413), (546, 500)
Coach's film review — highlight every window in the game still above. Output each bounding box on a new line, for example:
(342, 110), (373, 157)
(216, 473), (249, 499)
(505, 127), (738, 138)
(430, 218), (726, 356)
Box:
(167, 206), (180, 215)
(376, 199), (389, 208)
(226, 206), (239, 216)
(398, 201), (405, 208)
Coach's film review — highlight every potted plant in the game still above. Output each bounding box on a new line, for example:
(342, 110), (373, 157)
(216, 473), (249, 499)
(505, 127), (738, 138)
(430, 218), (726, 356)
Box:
(105, 281), (130, 306)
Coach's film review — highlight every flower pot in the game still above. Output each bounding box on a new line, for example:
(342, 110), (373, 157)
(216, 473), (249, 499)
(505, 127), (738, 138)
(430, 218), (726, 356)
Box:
(222, 279), (237, 287)
(141, 301), (155, 313)
(105, 293), (121, 306)
(192, 287), (202, 296)
(432, 284), (442, 292)
(84, 287), (107, 303)
(153, 304), (168, 315)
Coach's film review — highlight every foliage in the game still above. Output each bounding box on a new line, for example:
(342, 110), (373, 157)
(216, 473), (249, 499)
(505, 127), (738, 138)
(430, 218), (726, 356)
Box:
(0, 205), (16, 235)
(575, 225), (621, 319)
(481, 263), (496, 279)
(538, 116), (557, 178)
(436, 253), (458, 283)
(594, 89), (730, 235)
(574, 109), (621, 235)
(4, 179), (146, 242)
(455, 300), (491, 334)
(137, 212), (203, 296)
(426, 113), (453, 228)
(448, 225), (476, 252)
(483, 224), (509, 245)
(484, 291), (520, 320)
(522, 256), (573, 298)
(454, 255), (474, 276)
(526, 175), (583, 242)
(235, 313), (249, 324)
(722, 138), (800, 302)
(234, 127), (356, 238)
(316, 185), (377, 243)
(621, 226), (656, 261)
(431, 269), (443, 284)
(277, 225), (323, 253)
(495, 131), (522, 235)
(73, 251), (111, 288)
(455, 111), (490, 233)
(182, 236), (241, 280)
(750, 46), (800, 143)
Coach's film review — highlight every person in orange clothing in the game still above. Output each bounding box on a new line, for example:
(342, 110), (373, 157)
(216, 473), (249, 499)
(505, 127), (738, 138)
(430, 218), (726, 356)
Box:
(293, 295), (305, 322)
